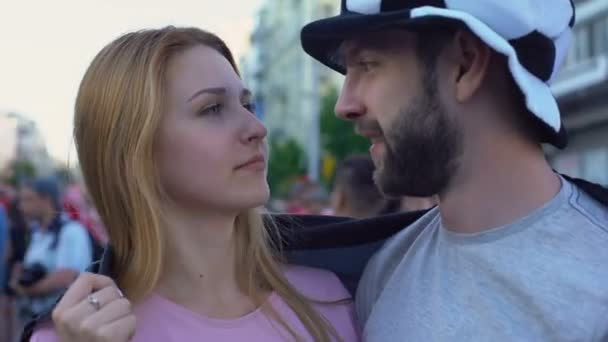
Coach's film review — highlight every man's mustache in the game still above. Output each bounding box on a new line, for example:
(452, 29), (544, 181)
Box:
(355, 120), (384, 136)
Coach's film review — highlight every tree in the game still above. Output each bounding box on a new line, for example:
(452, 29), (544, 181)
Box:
(5, 159), (37, 186)
(319, 86), (369, 184)
(267, 137), (307, 198)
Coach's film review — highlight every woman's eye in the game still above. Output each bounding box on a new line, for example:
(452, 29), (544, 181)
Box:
(199, 104), (222, 116)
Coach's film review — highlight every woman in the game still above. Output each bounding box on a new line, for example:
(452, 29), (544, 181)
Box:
(29, 27), (358, 341)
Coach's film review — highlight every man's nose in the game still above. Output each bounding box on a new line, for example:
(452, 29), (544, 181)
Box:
(335, 77), (366, 122)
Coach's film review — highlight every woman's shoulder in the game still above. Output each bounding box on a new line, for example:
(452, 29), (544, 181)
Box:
(28, 323), (59, 342)
(281, 265), (360, 340)
(281, 264), (352, 301)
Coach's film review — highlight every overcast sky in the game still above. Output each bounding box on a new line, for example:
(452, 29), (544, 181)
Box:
(0, 0), (262, 163)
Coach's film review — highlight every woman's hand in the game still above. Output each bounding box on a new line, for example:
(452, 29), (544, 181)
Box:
(51, 273), (136, 342)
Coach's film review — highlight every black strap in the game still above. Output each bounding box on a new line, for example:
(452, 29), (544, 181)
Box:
(48, 214), (67, 250)
(563, 175), (608, 206)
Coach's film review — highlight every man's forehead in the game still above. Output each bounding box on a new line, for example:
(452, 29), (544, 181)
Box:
(338, 29), (417, 59)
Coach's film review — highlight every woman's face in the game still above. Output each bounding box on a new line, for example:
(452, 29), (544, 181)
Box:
(157, 45), (269, 214)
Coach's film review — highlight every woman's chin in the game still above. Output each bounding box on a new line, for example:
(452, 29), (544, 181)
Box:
(236, 185), (270, 211)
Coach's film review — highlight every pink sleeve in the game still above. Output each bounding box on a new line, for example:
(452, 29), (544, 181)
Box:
(282, 265), (361, 341)
(282, 264), (354, 301)
(29, 325), (61, 342)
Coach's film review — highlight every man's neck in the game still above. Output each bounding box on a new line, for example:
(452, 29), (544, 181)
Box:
(438, 138), (561, 234)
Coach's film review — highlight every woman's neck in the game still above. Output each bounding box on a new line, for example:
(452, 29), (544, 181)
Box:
(155, 206), (259, 318)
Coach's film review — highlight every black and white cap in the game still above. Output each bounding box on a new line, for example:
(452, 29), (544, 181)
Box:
(301, 0), (576, 148)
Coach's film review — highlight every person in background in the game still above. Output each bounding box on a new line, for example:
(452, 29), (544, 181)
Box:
(5, 199), (30, 293)
(0, 184), (11, 211)
(285, 177), (313, 214)
(399, 196), (437, 213)
(4, 199), (30, 342)
(62, 184), (107, 260)
(331, 155), (399, 218)
(300, 182), (331, 215)
(0, 202), (7, 288)
(0, 202), (9, 341)
(10, 178), (92, 326)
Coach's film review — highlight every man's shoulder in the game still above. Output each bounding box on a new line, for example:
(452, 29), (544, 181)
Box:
(355, 208), (440, 325)
(359, 208), (440, 290)
(372, 207), (441, 265)
(567, 180), (608, 236)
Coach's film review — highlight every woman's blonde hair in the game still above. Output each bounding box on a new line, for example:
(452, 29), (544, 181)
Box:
(74, 26), (343, 341)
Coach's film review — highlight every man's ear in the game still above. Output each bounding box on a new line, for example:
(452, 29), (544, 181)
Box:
(447, 29), (492, 103)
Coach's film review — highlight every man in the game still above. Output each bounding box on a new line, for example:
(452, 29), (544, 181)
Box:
(331, 154), (400, 218)
(301, 0), (608, 340)
(12, 178), (92, 323)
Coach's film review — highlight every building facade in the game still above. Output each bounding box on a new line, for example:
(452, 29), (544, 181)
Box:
(549, 0), (608, 186)
(0, 112), (54, 179)
(242, 0), (343, 180)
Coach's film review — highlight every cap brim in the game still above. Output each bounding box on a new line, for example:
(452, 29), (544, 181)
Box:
(301, 10), (459, 74)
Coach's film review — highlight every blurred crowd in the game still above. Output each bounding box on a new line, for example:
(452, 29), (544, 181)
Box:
(0, 154), (433, 342)
(271, 154), (437, 218)
(0, 178), (107, 342)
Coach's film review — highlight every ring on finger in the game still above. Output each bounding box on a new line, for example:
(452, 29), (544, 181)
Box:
(87, 294), (102, 311)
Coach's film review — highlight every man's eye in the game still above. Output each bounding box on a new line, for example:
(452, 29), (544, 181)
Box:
(243, 102), (256, 114)
(358, 61), (376, 71)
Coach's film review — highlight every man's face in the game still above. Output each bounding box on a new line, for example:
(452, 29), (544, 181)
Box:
(335, 29), (463, 197)
(19, 187), (43, 220)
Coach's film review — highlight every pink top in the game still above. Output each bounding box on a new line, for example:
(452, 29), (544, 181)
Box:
(31, 265), (360, 341)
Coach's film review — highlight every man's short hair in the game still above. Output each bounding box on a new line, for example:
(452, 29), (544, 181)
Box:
(28, 177), (61, 210)
(335, 154), (394, 215)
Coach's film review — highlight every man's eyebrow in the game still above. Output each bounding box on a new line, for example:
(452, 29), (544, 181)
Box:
(335, 42), (364, 66)
(241, 88), (252, 99)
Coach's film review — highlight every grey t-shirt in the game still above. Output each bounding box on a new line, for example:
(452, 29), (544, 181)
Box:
(357, 178), (608, 341)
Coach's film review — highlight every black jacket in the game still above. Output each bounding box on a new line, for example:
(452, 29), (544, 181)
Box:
(21, 175), (608, 341)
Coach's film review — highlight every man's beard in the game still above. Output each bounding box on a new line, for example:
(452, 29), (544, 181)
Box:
(374, 75), (463, 198)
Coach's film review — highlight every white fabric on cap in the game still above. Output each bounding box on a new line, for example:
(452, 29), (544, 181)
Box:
(411, 6), (561, 132)
(533, 0), (574, 37)
(444, 0), (536, 38)
(444, 0), (573, 40)
(549, 28), (573, 83)
(346, 0), (382, 14)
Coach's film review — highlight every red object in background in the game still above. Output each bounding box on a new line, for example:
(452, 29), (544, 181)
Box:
(0, 197), (9, 211)
(286, 205), (308, 215)
(0, 184), (12, 211)
(62, 184), (109, 244)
